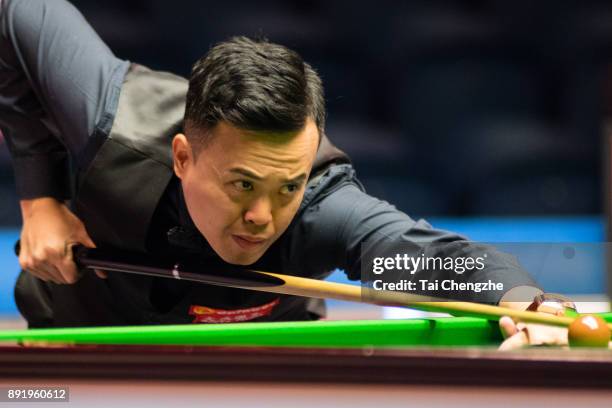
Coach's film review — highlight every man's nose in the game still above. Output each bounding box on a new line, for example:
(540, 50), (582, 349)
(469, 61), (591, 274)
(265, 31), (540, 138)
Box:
(244, 197), (273, 226)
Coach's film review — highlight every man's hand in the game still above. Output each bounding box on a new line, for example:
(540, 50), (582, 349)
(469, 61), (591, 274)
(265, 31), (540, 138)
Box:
(499, 316), (568, 350)
(18, 197), (102, 284)
(496, 285), (569, 349)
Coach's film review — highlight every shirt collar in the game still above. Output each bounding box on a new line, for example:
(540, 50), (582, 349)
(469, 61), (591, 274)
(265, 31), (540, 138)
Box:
(166, 179), (215, 256)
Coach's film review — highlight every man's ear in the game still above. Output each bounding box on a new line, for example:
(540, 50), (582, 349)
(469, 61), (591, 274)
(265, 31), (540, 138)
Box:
(172, 133), (192, 179)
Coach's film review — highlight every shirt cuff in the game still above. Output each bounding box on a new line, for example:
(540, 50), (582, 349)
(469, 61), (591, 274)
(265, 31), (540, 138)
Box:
(11, 152), (71, 200)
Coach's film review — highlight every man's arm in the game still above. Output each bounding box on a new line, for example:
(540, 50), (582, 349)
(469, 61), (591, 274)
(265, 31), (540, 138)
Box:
(0, 0), (126, 283)
(0, 0), (71, 200)
(294, 164), (575, 348)
(294, 164), (541, 305)
(0, 0), (74, 283)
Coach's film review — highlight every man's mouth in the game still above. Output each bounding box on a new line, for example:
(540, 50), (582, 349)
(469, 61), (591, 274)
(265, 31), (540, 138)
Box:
(231, 235), (267, 250)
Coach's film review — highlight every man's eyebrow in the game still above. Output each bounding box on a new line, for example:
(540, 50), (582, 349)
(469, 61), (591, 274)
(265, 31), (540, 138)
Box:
(287, 173), (308, 184)
(228, 168), (308, 183)
(229, 168), (263, 180)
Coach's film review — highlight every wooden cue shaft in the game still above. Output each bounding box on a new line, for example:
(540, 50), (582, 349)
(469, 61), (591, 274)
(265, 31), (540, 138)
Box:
(252, 271), (584, 328)
(87, 250), (609, 329)
(14, 242), (606, 330)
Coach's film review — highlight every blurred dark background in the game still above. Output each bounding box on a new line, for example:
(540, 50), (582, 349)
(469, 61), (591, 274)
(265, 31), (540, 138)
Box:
(1, 0), (611, 225)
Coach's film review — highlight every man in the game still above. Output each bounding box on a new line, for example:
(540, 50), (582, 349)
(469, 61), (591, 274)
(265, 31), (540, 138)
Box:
(0, 0), (567, 347)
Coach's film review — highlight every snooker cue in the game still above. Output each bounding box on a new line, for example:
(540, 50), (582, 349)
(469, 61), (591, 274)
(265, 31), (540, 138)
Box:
(14, 242), (605, 330)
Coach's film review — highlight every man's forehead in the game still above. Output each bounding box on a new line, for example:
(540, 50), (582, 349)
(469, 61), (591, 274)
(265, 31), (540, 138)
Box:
(218, 147), (313, 174)
(210, 120), (318, 156)
(196, 121), (316, 178)
(219, 119), (318, 141)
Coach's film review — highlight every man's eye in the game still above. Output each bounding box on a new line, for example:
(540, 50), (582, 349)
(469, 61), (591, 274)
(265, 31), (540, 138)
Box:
(280, 184), (299, 195)
(233, 180), (253, 191)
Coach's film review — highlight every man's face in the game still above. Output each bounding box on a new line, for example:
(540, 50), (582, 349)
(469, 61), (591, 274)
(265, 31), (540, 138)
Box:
(172, 119), (319, 265)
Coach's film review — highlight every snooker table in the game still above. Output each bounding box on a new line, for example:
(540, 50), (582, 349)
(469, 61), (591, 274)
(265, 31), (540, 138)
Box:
(0, 314), (612, 390)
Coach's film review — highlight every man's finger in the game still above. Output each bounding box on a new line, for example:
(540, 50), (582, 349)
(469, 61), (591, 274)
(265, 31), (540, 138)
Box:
(522, 323), (568, 347)
(498, 331), (529, 351)
(19, 247), (55, 283)
(57, 256), (81, 284)
(76, 234), (96, 249)
(25, 267), (53, 283)
(32, 258), (66, 284)
(499, 316), (518, 339)
(29, 265), (63, 284)
(18, 254), (48, 282)
(94, 269), (108, 279)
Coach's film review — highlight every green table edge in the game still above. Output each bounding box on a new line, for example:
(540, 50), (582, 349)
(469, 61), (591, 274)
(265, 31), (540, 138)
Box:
(0, 312), (609, 348)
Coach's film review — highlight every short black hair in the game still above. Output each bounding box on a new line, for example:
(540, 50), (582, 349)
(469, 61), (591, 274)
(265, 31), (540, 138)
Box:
(184, 36), (325, 149)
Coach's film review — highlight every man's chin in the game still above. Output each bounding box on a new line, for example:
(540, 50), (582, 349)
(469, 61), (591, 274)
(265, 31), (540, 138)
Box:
(218, 250), (263, 266)
(229, 257), (259, 266)
(209, 237), (270, 265)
